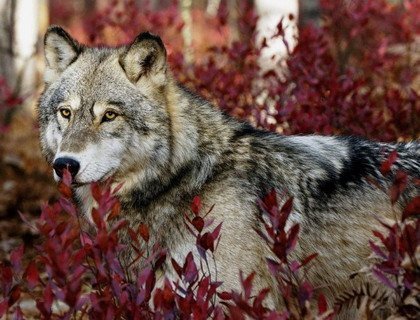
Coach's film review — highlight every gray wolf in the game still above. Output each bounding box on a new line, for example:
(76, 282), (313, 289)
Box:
(38, 26), (419, 317)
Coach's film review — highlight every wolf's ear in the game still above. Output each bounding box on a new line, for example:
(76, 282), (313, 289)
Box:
(44, 26), (82, 84)
(119, 32), (167, 87)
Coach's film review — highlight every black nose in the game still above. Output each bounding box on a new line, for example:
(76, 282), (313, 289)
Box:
(53, 157), (80, 178)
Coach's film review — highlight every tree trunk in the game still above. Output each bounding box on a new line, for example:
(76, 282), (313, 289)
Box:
(0, 0), (47, 126)
(255, 0), (299, 74)
(0, 0), (45, 98)
(0, 0), (17, 91)
(180, 0), (193, 64)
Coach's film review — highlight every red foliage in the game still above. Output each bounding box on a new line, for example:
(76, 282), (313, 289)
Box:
(256, 191), (332, 319)
(50, 0), (418, 141)
(0, 170), (326, 319)
(0, 164), (418, 318)
(367, 156), (420, 318)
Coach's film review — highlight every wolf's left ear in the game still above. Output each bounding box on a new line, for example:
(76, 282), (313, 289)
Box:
(44, 26), (83, 84)
(120, 32), (167, 87)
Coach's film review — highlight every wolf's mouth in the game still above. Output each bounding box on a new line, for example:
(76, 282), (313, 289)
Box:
(54, 167), (116, 188)
(71, 169), (116, 187)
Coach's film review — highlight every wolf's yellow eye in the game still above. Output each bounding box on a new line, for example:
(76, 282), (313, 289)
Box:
(102, 111), (118, 122)
(59, 108), (71, 119)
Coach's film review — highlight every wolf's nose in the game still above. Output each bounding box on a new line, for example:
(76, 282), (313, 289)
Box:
(53, 157), (80, 178)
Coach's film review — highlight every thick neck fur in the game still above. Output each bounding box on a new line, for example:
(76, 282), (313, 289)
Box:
(116, 78), (238, 213)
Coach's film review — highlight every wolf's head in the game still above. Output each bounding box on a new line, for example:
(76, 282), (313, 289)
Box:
(38, 26), (177, 186)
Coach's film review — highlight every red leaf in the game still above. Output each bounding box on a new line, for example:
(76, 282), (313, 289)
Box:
(171, 258), (182, 277)
(112, 182), (124, 194)
(91, 208), (104, 229)
(279, 197), (294, 230)
(287, 224), (300, 253)
(254, 226), (270, 244)
(10, 244), (24, 272)
(191, 216), (204, 232)
(0, 300), (7, 317)
(318, 292), (328, 314)
(183, 252), (198, 283)
(266, 257), (281, 275)
(217, 291), (232, 300)
(43, 283), (54, 315)
(228, 306), (246, 320)
(154, 251), (167, 270)
(91, 183), (103, 203)
(369, 241), (387, 259)
(198, 232), (215, 252)
(380, 150), (398, 175)
(197, 276), (210, 301)
(138, 223), (150, 242)
(96, 229), (109, 251)
(241, 271), (255, 299)
(290, 260), (301, 272)
(178, 294), (192, 314)
(211, 222), (223, 241)
(372, 268), (396, 289)
(8, 285), (20, 306)
(61, 168), (72, 186)
(191, 195), (201, 215)
(281, 197), (294, 216)
(58, 197), (76, 216)
(58, 182), (72, 198)
(1, 265), (13, 293)
(390, 171), (408, 204)
(402, 196), (420, 221)
(372, 230), (386, 243)
(107, 201), (121, 220)
(25, 261), (39, 289)
(137, 267), (153, 286)
(273, 240), (286, 262)
(262, 189), (278, 212)
(128, 227), (139, 244)
(276, 17), (285, 36)
(80, 232), (93, 246)
(300, 253), (318, 267)
(298, 281), (313, 305)
(253, 287), (270, 309)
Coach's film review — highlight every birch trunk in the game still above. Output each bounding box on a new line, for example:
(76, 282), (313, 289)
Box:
(255, 0), (299, 74)
(0, 0), (46, 97)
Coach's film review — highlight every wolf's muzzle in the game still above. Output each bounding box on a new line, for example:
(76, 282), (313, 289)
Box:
(53, 157), (80, 178)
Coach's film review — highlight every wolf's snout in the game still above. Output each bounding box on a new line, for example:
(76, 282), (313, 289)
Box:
(53, 157), (80, 178)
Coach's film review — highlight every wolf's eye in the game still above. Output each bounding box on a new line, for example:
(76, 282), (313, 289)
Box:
(102, 111), (118, 122)
(59, 108), (71, 119)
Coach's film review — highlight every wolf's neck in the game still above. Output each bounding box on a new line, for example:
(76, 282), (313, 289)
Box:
(116, 82), (236, 210)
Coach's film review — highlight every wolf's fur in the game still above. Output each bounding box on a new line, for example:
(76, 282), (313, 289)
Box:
(38, 26), (419, 317)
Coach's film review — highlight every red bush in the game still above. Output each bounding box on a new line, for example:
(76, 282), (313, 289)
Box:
(65, 0), (420, 140)
(1, 161), (418, 318)
(0, 169), (329, 319)
(366, 157), (420, 318)
(49, 0), (419, 141)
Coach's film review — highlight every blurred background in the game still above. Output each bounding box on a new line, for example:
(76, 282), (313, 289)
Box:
(0, 0), (418, 258)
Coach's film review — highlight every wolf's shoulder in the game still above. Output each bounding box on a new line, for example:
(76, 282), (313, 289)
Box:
(230, 123), (418, 162)
(227, 123), (419, 186)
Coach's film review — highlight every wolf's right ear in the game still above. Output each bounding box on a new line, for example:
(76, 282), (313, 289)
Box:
(44, 26), (82, 84)
(119, 32), (167, 89)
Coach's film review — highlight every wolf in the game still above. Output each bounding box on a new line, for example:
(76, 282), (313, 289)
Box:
(38, 26), (419, 317)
